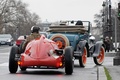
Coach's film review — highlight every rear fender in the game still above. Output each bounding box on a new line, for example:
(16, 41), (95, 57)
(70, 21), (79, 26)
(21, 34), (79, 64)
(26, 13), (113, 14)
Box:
(92, 41), (103, 57)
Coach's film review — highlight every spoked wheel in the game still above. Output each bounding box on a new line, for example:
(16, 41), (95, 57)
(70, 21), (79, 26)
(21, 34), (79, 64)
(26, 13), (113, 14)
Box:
(9, 46), (19, 73)
(64, 46), (74, 75)
(93, 46), (105, 65)
(79, 47), (87, 67)
(50, 34), (69, 49)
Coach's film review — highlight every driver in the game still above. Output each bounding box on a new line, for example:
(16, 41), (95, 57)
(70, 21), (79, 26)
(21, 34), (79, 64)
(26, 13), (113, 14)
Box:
(22, 26), (41, 50)
(75, 20), (83, 25)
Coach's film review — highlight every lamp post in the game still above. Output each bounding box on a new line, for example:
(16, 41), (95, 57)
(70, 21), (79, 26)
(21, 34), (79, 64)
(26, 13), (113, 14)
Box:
(114, 11), (117, 52)
(107, 0), (114, 52)
(108, 0), (112, 39)
(102, 1), (106, 39)
(113, 2), (120, 65)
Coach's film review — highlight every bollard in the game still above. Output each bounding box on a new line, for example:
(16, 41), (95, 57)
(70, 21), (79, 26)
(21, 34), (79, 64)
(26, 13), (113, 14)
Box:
(113, 51), (120, 65)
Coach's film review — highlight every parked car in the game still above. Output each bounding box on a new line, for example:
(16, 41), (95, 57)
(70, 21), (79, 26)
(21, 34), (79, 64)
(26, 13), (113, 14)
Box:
(0, 34), (14, 46)
(15, 35), (27, 46)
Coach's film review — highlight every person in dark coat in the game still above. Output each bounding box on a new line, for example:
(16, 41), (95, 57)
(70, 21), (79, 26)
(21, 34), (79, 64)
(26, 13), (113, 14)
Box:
(103, 36), (111, 52)
(75, 20), (83, 25)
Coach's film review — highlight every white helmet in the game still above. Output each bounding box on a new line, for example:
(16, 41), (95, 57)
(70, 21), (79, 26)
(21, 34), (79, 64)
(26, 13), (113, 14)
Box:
(89, 36), (95, 40)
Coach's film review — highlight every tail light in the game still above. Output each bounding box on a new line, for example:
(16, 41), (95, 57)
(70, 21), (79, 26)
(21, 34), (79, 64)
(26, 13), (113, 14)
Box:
(56, 57), (63, 67)
(56, 62), (63, 67)
(18, 55), (24, 66)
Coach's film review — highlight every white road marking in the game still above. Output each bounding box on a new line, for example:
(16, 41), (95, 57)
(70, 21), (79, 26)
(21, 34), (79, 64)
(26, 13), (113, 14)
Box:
(0, 62), (8, 66)
(0, 52), (9, 55)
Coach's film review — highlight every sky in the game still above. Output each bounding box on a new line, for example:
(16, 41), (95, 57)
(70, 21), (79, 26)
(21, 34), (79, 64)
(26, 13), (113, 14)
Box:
(21, 0), (119, 26)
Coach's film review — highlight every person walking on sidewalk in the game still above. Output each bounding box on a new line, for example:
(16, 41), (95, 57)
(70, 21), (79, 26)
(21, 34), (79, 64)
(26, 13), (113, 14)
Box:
(103, 36), (111, 52)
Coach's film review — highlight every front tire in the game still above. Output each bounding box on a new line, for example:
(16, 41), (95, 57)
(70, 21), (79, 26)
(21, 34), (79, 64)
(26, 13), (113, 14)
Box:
(79, 47), (87, 67)
(9, 46), (19, 73)
(93, 46), (105, 65)
(64, 46), (74, 75)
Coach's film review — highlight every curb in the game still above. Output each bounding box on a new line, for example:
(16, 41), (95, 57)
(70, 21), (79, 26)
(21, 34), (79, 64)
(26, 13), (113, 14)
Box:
(98, 66), (107, 80)
(105, 52), (116, 57)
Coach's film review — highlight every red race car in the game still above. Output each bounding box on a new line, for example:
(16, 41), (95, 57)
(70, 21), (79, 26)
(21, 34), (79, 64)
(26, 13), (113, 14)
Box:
(9, 35), (74, 75)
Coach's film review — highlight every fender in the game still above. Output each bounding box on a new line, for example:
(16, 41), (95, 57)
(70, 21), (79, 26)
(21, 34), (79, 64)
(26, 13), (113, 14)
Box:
(74, 40), (88, 57)
(92, 41), (104, 57)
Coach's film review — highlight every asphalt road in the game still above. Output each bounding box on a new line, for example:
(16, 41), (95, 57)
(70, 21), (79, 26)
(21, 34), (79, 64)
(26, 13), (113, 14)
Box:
(0, 45), (11, 63)
(0, 45), (113, 80)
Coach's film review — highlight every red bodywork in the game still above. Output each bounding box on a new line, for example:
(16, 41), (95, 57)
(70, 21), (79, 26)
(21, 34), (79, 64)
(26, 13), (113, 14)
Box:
(16, 40), (24, 46)
(18, 35), (64, 68)
(16, 36), (26, 46)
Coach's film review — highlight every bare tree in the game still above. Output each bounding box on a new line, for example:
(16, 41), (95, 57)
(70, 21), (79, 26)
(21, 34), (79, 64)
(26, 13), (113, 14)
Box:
(0, 0), (41, 39)
(94, 11), (103, 27)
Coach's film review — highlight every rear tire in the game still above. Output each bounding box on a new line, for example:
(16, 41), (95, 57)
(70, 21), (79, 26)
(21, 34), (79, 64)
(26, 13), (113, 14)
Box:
(64, 46), (74, 75)
(79, 47), (87, 67)
(19, 41), (25, 53)
(93, 46), (105, 65)
(9, 46), (19, 73)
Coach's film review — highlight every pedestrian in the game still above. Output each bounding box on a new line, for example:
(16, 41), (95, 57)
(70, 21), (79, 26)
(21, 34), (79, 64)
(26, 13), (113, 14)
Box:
(103, 36), (111, 52)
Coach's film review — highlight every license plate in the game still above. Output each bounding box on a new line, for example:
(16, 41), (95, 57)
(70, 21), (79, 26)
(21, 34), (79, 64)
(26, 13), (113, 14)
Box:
(1, 41), (6, 44)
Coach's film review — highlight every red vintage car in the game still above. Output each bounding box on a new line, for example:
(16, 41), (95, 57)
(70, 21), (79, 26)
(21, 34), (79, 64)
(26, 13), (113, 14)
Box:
(15, 35), (27, 46)
(9, 35), (74, 75)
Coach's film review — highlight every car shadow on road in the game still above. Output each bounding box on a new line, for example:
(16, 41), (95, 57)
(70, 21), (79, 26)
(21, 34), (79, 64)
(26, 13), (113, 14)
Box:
(15, 70), (65, 75)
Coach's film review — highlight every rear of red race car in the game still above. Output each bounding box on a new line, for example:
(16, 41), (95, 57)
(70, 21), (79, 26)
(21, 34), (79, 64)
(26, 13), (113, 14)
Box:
(9, 35), (73, 75)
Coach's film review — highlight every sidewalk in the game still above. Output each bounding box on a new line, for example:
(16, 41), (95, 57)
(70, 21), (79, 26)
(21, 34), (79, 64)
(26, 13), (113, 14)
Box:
(105, 50), (117, 57)
(105, 65), (120, 80)
(99, 51), (120, 80)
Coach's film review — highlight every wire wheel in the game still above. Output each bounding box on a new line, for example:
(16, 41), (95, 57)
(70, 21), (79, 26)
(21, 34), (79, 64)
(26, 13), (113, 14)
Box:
(93, 46), (105, 65)
(79, 47), (87, 67)
(50, 34), (69, 49)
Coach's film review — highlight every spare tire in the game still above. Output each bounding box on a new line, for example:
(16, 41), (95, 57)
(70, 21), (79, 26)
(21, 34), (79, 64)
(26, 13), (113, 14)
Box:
(49, 34), (69, 49)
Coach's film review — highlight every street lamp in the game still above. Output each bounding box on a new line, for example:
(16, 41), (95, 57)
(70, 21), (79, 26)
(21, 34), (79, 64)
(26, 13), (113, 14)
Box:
(108, 0), (112, 39)
(113, 2), (120, 65)
(102, 1), (106, 7)
(102, 1), (106, 39)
